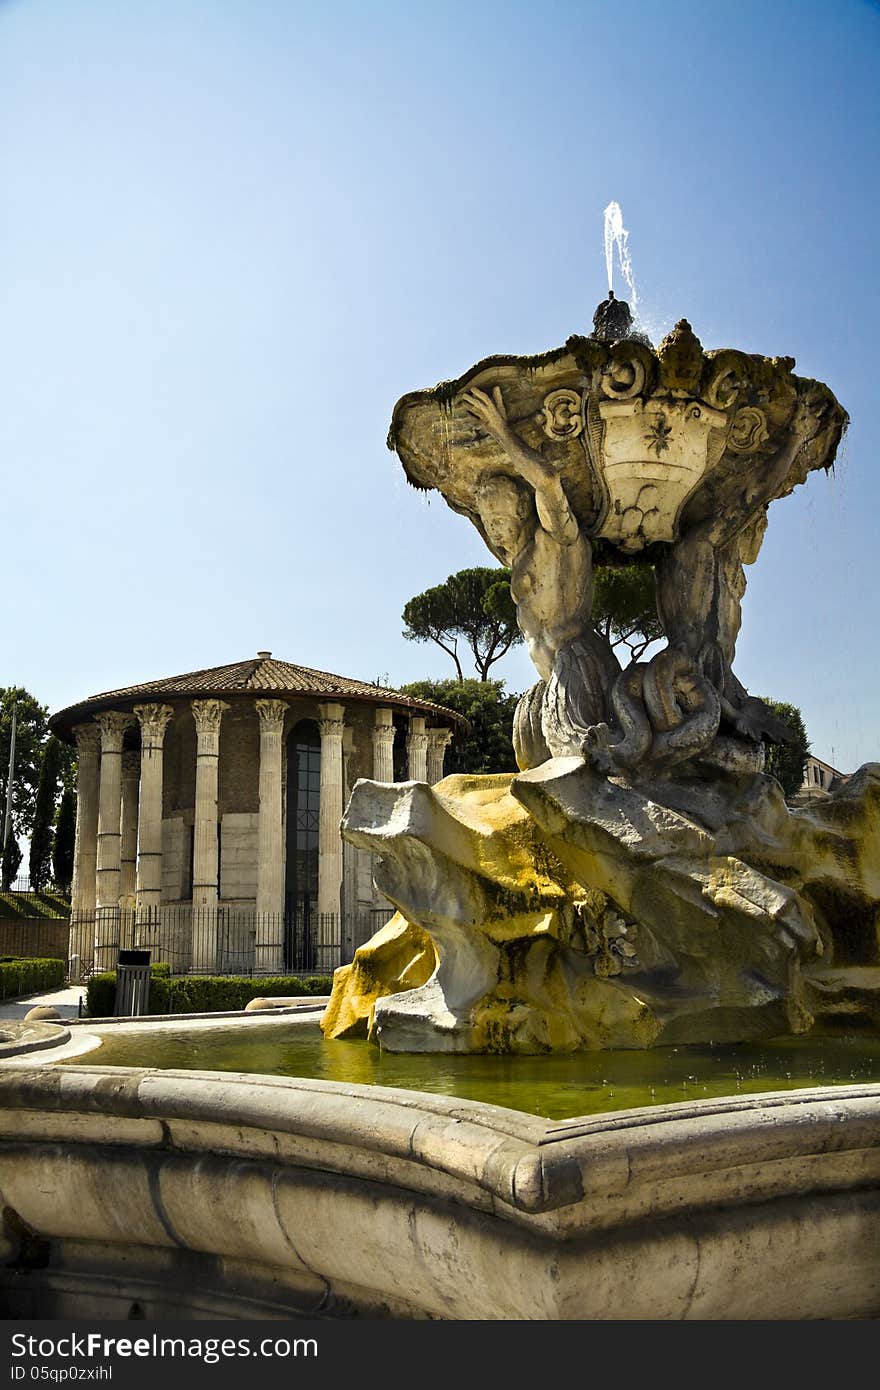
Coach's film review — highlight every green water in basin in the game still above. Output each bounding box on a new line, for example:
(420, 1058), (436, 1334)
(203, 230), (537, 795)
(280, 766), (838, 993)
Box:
(68, 1020), (880, 1121)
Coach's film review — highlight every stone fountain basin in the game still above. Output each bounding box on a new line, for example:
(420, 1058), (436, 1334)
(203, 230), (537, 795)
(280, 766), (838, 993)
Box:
(0, 1056), (879, 1319)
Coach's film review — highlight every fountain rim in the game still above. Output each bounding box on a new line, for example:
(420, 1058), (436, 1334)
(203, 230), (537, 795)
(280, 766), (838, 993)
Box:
(2, 1053), (880, 1220)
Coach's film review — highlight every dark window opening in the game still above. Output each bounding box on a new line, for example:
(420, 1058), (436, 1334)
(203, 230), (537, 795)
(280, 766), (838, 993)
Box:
(285, 720), (321, 914)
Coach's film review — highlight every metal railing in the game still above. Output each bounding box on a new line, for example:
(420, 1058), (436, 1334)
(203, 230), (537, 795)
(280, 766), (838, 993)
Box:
(67, 905), (395, 980)
(3, 877), (70, 904)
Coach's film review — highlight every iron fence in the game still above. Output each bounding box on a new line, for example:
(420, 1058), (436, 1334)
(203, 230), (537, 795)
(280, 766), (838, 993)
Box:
(67, 904), (395, 980)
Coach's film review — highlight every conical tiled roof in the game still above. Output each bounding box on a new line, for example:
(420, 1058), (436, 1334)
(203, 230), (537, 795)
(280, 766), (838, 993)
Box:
(50, 652), (467, 740)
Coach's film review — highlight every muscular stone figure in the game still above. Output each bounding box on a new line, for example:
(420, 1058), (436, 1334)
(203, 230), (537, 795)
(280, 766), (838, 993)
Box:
(656, 383), (844, 744)
(460, 385), (619, 767)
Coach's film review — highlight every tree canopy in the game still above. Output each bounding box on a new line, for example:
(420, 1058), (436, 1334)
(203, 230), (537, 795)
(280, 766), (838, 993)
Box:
(399, 678), (518, 775)
(1, 687), (50, 839)
(53, 786), (76, 893)
(1, 688), (77, 892)
(402, 560), (664, 686)
(591, 561), (664, 663)
(29, 735), (64, 890)
(1, 825), (22, 890)
(759, 699), (810, 798)
(402, 568), (522, 681)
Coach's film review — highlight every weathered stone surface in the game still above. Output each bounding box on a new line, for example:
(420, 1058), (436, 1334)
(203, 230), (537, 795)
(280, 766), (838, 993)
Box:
(326, 759), (880, 1052)
(1, 1063), (879, 1319)
(0, 1019), (70, 1058)
(321, 913), (436, 1039)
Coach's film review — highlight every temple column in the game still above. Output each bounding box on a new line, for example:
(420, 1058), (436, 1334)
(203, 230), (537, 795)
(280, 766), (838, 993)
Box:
(317, 703), (345, 966)
(407, 716), (428, 782)
(372, 708), (396, 783)
(120, 752), (140, 895)
(191, 699), (228, 972)
(69, 723), (101, 980)
(133, 703), (173, 935)
(427, 727), (453, 784)
(94, 711), (133, 970)
(368, 708), (397, 913)
(119, 751), (140, 948)
(255, 698), (287, 973)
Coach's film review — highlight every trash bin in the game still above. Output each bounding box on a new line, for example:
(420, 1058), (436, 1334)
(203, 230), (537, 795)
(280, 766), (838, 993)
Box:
(114, 949), (151, 1017)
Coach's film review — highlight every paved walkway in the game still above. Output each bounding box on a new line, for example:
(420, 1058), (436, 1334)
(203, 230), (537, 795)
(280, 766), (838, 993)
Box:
(0, 985), (85, 1021)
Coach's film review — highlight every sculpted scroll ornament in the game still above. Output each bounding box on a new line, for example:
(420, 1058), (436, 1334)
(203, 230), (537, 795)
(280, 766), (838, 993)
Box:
(541, 389), (583, 440)
(600, 352), (648, 400)
(728, 406), (769, 454)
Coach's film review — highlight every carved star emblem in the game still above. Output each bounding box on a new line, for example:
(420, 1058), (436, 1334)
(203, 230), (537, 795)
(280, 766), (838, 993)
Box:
(645, 416), (673, 456)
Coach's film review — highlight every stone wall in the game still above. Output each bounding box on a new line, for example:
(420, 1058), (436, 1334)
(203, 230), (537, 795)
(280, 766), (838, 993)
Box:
(219, 812), (259, 903)
(0, 917), (68, 961)
(218, 702), (259, 815)
(162, 707), (196, 817)
(161, 815), (191, 902)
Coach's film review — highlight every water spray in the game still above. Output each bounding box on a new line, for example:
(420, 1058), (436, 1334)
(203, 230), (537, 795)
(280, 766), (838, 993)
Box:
(603, 201), (638, 309)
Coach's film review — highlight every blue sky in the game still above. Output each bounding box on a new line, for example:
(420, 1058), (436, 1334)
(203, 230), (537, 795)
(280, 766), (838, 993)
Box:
(1, 0), (878, 772)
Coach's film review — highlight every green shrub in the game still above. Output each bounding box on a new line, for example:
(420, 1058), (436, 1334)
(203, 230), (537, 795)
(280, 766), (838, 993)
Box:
(0, 956), (65, 1001)
(85, 969), (333, 1018)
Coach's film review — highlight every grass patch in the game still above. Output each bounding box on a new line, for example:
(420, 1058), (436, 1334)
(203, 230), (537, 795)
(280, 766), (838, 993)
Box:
(0, 890), (70, 920)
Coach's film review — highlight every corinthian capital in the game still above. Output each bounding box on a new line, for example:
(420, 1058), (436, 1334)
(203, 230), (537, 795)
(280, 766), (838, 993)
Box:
(73, 722), (102, 755)
(255, 698), (288, 731)
(134, 703), (174, 746)
(94, 710), (134, 750)
(427, 728), (453, 751)
(407, 732), (429, 753)
(319, 717), (346, 740)
(191, 699), (229, 736)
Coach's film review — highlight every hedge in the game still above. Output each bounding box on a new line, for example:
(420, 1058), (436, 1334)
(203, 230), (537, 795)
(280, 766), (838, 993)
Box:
(0, 956), (66, 1001)
(86, 968), (333, 1018)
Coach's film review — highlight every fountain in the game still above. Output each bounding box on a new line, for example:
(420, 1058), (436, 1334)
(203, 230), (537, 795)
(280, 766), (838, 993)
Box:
(2, 231), (880, 1320)
(322, 256), (880, 1057)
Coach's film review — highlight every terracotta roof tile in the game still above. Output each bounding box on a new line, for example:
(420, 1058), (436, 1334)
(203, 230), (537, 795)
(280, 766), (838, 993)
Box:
(49, 654), (467, 736)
